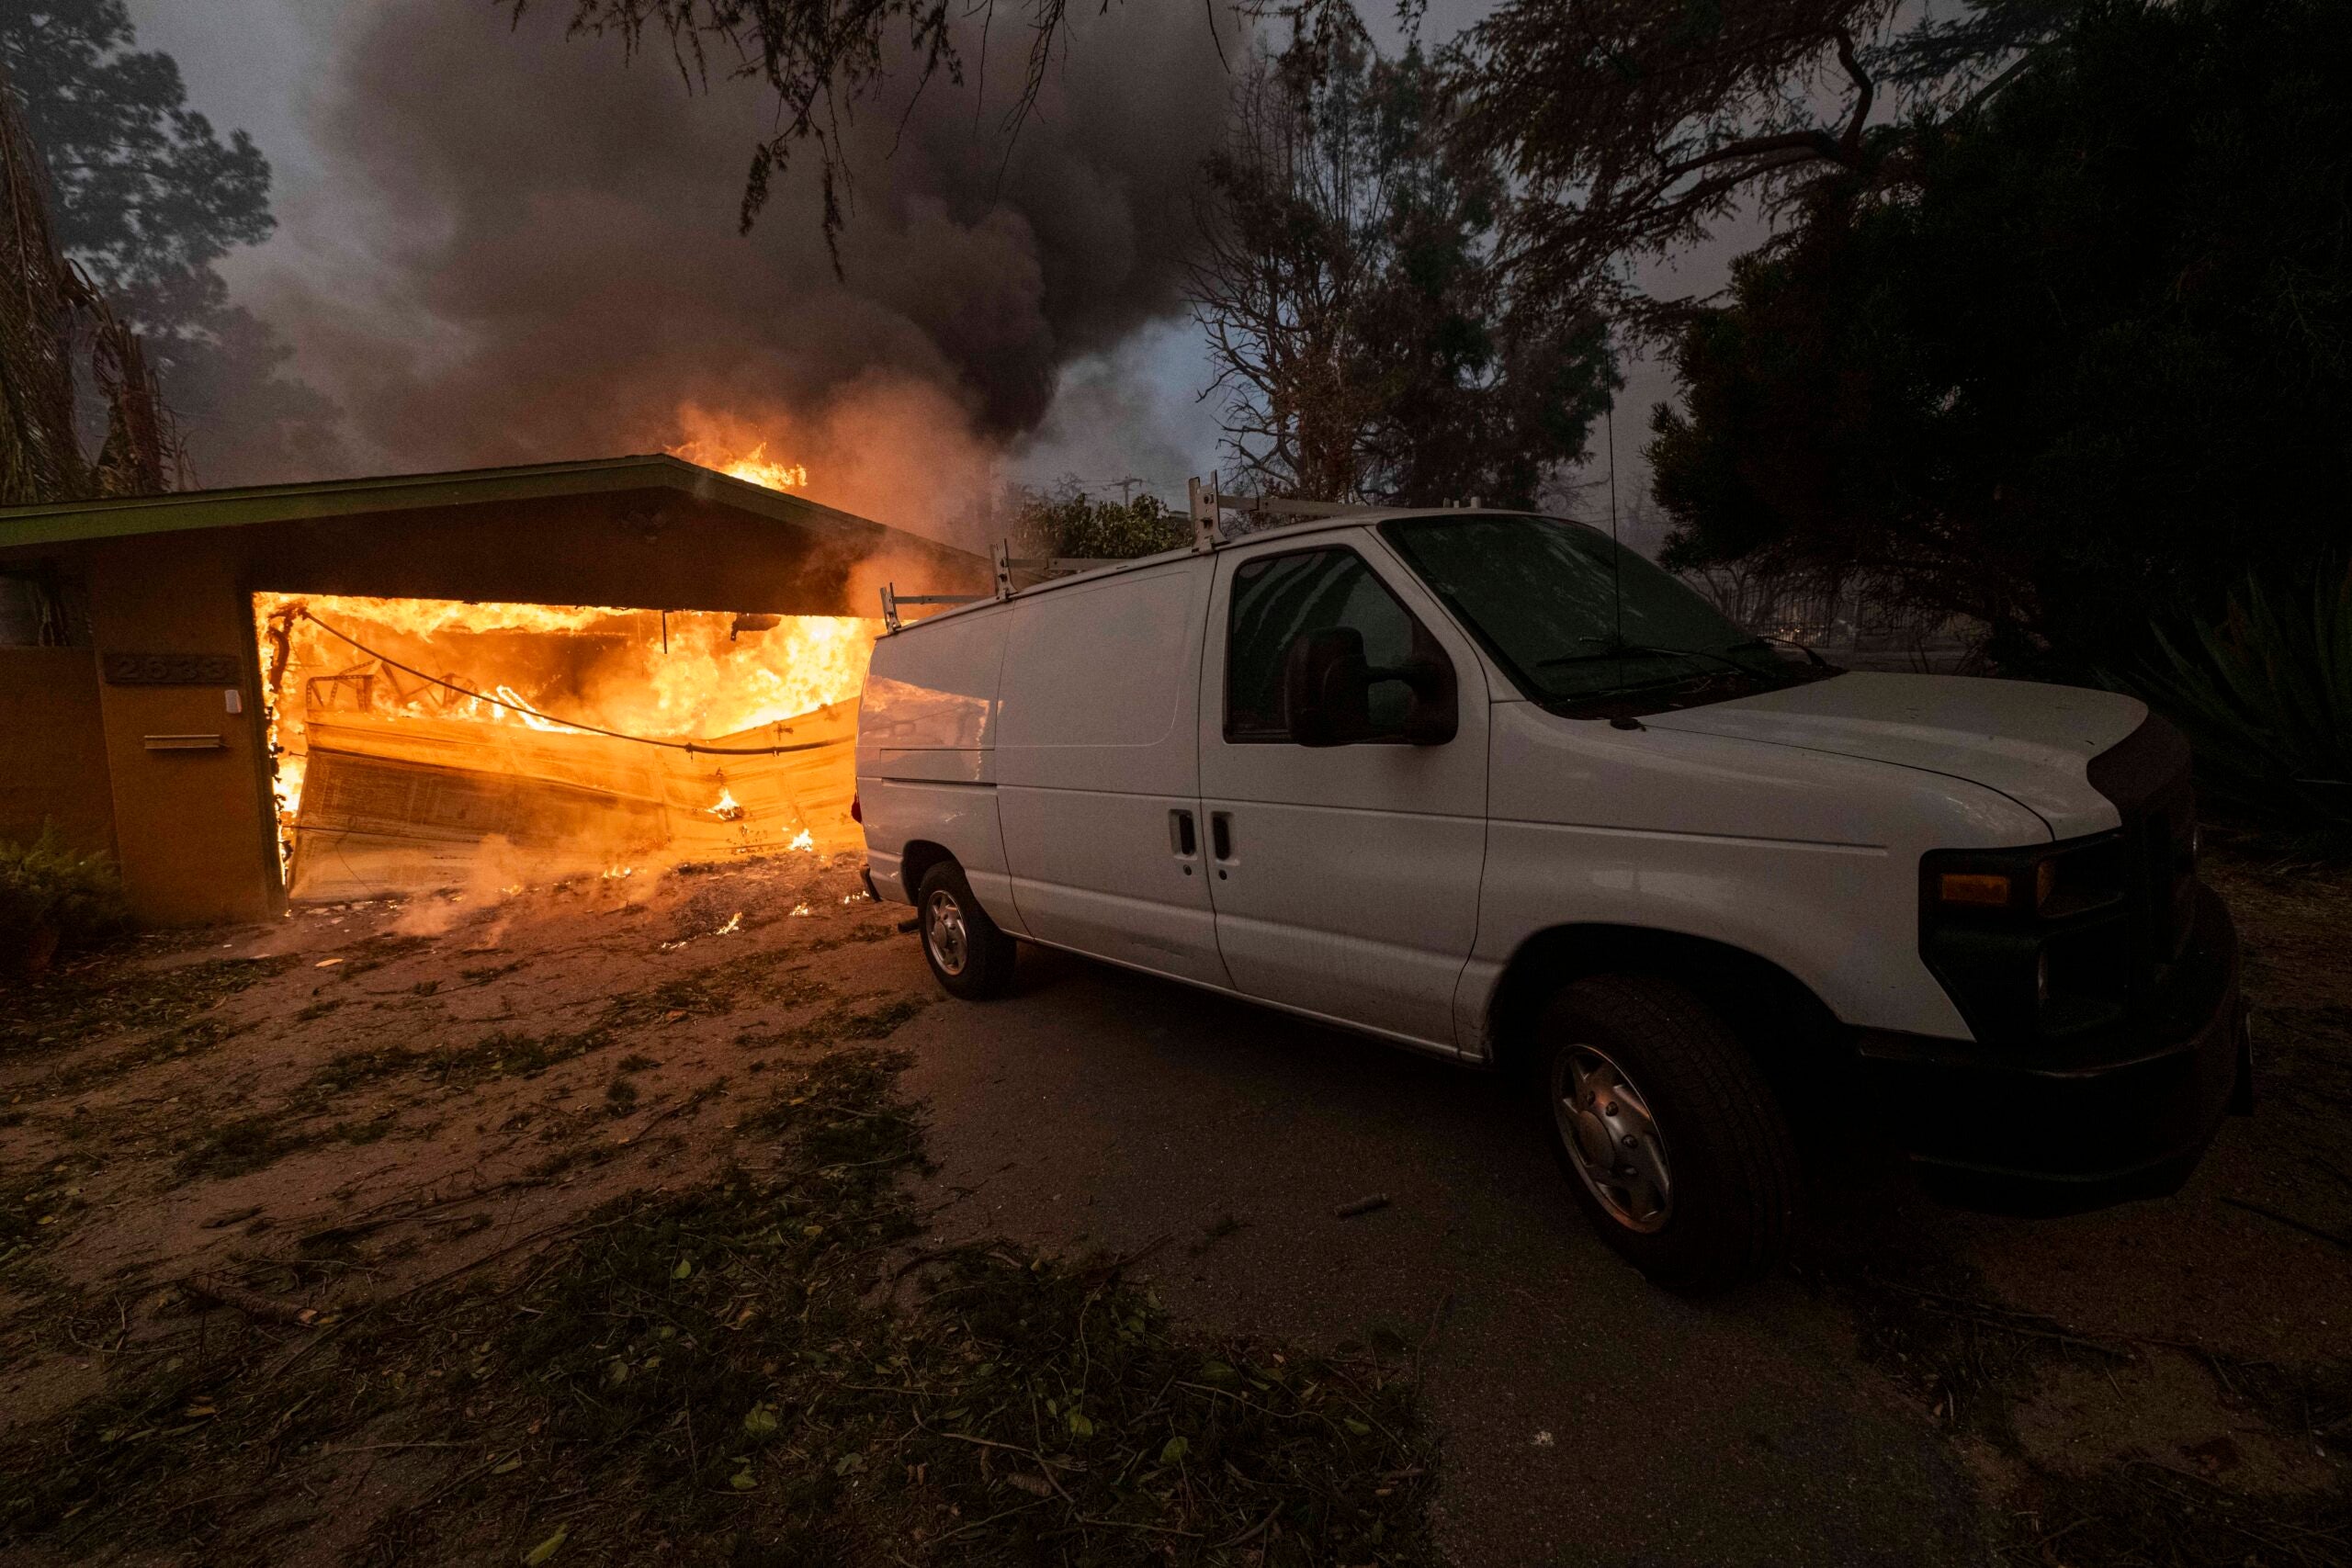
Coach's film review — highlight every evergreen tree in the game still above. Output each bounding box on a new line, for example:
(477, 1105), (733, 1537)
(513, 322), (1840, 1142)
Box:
(1646, 0), (2352, 671)
(0, 0), (337, 482)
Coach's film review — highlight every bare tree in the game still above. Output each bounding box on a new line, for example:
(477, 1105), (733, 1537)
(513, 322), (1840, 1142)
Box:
(1190, 29), (1614, 504)
(1189, 41), (1385, 501)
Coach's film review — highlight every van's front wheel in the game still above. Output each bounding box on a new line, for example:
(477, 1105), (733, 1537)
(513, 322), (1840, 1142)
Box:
(1535, 975), (1795, 1295)
(915, 862), (1017, 1000)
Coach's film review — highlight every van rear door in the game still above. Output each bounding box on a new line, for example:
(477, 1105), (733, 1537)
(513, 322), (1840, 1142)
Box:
(1197, 530), (1488, 1051)
(995, 558), (1228, 988)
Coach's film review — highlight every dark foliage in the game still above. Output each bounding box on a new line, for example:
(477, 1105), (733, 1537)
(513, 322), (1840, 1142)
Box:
(1191, 28), (1615, 506)
(1449, 2), (2098, 336)
(1647, 0), (2352, 672)
(0, 0), (336, 481)
(0, 827), (128, 982)
(2110, 563), (2352, 844)
(0, 1), (270, 294)
(1009, 482), (1191, 561)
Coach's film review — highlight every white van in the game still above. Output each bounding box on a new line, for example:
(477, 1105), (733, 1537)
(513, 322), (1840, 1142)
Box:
(854, 509), (2250, 1292)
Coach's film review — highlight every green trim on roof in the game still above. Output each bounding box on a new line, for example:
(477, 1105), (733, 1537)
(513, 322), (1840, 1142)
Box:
(0, 454), (924, 553)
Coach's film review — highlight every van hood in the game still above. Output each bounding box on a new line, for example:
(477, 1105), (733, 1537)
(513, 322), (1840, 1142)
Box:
(1643, 671), (2147, 839)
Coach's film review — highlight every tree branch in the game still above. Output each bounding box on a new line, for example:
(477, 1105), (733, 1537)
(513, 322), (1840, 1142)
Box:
(1832, 25), (1874, 157)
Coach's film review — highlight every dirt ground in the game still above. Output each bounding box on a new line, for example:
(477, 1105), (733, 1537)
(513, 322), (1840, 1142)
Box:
(0, 847), (2345, 1564)
(0, 852), (914, 1426)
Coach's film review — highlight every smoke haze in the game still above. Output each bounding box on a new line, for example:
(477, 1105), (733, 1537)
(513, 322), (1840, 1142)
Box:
(239, 0), (1240, 541)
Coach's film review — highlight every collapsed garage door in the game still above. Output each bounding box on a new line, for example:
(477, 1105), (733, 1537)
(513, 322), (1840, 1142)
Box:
(253, 592), (879, 900)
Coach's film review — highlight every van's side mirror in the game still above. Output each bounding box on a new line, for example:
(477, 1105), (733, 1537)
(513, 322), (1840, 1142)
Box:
(1280, 630), (1460, 747)
(1282, 628), (1374, 747)
(1389, 649), (1459, 746)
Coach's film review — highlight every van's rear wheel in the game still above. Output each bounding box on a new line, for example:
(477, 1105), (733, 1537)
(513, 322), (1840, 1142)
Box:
(914, 862), (1016, 1000)
(1535, 975), (1795, 1295)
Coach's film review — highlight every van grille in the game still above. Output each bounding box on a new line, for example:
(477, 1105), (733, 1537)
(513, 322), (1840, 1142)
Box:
(2086, 714), (2200, 1002)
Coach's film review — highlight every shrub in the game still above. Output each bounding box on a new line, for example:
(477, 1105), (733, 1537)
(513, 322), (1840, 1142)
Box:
(0, 827), (129, 981)
(2112, 562), (2352, 846)
(1008, 482), (1191, 561)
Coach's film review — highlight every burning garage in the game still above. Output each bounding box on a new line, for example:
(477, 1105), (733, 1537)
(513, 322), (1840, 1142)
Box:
(0, 455), (979, 924)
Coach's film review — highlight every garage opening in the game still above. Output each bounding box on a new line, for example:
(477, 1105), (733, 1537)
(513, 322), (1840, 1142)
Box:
(252, 592), (880, 901)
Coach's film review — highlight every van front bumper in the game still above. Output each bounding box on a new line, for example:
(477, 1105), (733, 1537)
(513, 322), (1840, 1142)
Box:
(1851, 889), (2249, 1213)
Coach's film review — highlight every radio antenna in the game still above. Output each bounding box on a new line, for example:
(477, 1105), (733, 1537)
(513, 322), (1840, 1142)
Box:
(1606, 396), (1624, 670)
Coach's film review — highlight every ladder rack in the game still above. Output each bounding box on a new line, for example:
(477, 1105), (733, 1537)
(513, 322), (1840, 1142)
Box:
(878, 477), (1474, 630)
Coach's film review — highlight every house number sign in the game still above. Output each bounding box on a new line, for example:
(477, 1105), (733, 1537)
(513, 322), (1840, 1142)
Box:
(101, 651), (241, 686)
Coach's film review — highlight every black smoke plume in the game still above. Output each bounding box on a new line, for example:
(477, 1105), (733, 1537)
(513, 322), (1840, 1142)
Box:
(259, 0), (1238, 536)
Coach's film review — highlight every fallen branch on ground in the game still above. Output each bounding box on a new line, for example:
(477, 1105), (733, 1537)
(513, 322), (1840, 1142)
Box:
(183, 1272), (320, 1327)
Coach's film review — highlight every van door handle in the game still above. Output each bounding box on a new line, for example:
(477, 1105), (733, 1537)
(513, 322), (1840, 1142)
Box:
(1169, 808), (1197, 860)
(1209, 811), (1233, 863)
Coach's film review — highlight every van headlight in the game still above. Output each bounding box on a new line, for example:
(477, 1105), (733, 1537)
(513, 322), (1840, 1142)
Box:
(1920, 836), (2130, 1043)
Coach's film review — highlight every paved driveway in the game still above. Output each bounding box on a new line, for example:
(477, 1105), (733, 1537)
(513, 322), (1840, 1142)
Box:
(899, 942), (1988, 1566)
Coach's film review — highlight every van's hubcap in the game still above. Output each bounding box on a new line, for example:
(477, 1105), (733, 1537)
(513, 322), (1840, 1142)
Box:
(924, 889), (970, 976)
(1554, 1043), (1673, 1233)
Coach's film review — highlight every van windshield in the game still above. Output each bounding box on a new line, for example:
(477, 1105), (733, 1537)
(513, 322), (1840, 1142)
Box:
(1380, 513), (1840, 715)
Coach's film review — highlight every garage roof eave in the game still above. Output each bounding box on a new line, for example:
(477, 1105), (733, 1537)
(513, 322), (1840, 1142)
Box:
(0, 454), (919, 553)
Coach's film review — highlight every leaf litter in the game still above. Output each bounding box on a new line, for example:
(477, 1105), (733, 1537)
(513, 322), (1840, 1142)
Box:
(1, 1043), (1442, 1564)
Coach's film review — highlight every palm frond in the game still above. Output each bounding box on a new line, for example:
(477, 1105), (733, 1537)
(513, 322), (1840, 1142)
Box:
(2114, 560), (2352, 838)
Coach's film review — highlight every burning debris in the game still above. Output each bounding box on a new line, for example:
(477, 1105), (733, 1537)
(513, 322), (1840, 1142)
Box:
(667, 437), (808, 491)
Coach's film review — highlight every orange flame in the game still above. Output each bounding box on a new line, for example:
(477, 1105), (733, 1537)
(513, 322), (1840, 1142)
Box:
(668, 437), (807, 491)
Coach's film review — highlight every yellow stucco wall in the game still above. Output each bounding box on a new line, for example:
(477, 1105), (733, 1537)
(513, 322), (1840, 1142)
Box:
(0, 646), (117, 859)
(85, 536), (279, 925)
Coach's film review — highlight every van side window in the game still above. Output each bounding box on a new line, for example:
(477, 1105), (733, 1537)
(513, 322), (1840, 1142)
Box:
(1226, 547), (1425, 741)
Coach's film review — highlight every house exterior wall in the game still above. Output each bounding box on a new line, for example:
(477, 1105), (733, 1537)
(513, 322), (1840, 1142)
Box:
(84, 533), (281, 925)
(0, 647), (116, 859)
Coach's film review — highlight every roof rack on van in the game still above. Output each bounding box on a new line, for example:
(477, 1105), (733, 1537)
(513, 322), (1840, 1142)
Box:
(874, 479), (1481, 631)
(878, 539), (1124, 632)
(1185, 476), (1371, 554)
(1184, 478), (1483, 547)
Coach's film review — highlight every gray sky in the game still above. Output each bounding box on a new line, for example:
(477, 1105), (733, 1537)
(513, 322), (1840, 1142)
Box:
(129, 0), (1753, 548)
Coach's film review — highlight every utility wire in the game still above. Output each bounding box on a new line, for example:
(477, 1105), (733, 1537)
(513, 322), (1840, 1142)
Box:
(291, 609), (841, 758)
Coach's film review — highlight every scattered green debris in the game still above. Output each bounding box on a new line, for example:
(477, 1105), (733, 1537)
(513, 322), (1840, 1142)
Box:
(804, 921), (899, 954)
(305, 1043), (424, 1097)
(0, 954), (293, 1060)
(175, 1116), (322, 1181)
(0, 1151), (101, 1266)
(738, 995), (929, 1052)
(0, 1047), (1441, 1565)
(600, 948), (832, 1030)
